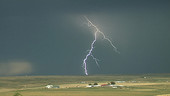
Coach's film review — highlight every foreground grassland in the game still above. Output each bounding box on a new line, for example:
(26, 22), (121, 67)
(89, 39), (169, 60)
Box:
(0, 74), (170, 96)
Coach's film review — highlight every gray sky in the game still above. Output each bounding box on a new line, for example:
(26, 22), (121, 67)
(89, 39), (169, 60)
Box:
(0, 0), (170, 75)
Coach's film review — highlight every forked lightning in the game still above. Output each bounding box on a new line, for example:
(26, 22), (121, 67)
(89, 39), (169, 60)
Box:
(82, 16), (119, 75)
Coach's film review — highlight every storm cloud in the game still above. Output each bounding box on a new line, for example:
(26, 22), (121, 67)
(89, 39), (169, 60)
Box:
(0, 0), (170, 75)
(0, 61), (33, 75)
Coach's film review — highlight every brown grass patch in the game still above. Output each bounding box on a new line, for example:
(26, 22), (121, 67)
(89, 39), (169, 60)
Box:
(0, 89), (15, 93)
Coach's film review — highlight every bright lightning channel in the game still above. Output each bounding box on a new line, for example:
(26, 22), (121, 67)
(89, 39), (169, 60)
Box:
(82, 16), (119, 75)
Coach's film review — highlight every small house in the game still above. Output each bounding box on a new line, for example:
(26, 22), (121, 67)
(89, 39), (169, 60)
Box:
(46, 85), (53, 89)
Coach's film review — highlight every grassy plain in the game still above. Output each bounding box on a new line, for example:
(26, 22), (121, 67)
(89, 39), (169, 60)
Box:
(0, 74), (170, 96)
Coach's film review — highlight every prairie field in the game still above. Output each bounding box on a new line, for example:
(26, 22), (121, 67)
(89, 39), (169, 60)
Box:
(0, 74), (170, 96)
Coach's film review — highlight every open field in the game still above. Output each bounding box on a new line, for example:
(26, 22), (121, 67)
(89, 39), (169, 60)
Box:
(0, 74), (170, 96)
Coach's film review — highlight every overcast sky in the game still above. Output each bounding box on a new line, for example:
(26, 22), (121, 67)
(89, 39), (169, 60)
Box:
(0, 0), (170, 76)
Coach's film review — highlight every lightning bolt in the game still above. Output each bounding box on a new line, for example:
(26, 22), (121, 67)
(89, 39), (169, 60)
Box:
(82, 16), (119, 75)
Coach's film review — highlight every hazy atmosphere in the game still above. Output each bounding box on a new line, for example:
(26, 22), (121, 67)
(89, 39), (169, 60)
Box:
(0, 0), (170, 76)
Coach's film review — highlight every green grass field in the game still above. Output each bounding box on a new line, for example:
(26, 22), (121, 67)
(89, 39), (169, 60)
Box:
(0, 74), (170, 96)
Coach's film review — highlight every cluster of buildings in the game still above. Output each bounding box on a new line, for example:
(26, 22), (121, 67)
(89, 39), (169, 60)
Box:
(45, 81), (125, 89)
(86, 82), (124, 88)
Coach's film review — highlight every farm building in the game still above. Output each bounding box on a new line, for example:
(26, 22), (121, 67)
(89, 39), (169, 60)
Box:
(101, 84), (111, 87)
(46, 85), (53, 88)
(45, 85), (60, 89)
(86, 85), (101, 87)
(101, 84), (124, 88)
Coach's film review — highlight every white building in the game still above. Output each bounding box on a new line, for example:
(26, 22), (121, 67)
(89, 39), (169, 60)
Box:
(46, 85), (53, 89)
(86, 85), (101, 87)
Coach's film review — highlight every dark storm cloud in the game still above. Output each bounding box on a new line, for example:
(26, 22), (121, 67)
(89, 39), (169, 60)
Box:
(0, 0), (170, 75)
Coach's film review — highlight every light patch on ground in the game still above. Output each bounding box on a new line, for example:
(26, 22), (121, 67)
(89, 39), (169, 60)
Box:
(157, 94), (170, 96)
(117, 82), (170, 86)
(0, 89), (16, 93)
(131, 89), (157, 91)
(60, 84), (87, 88)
